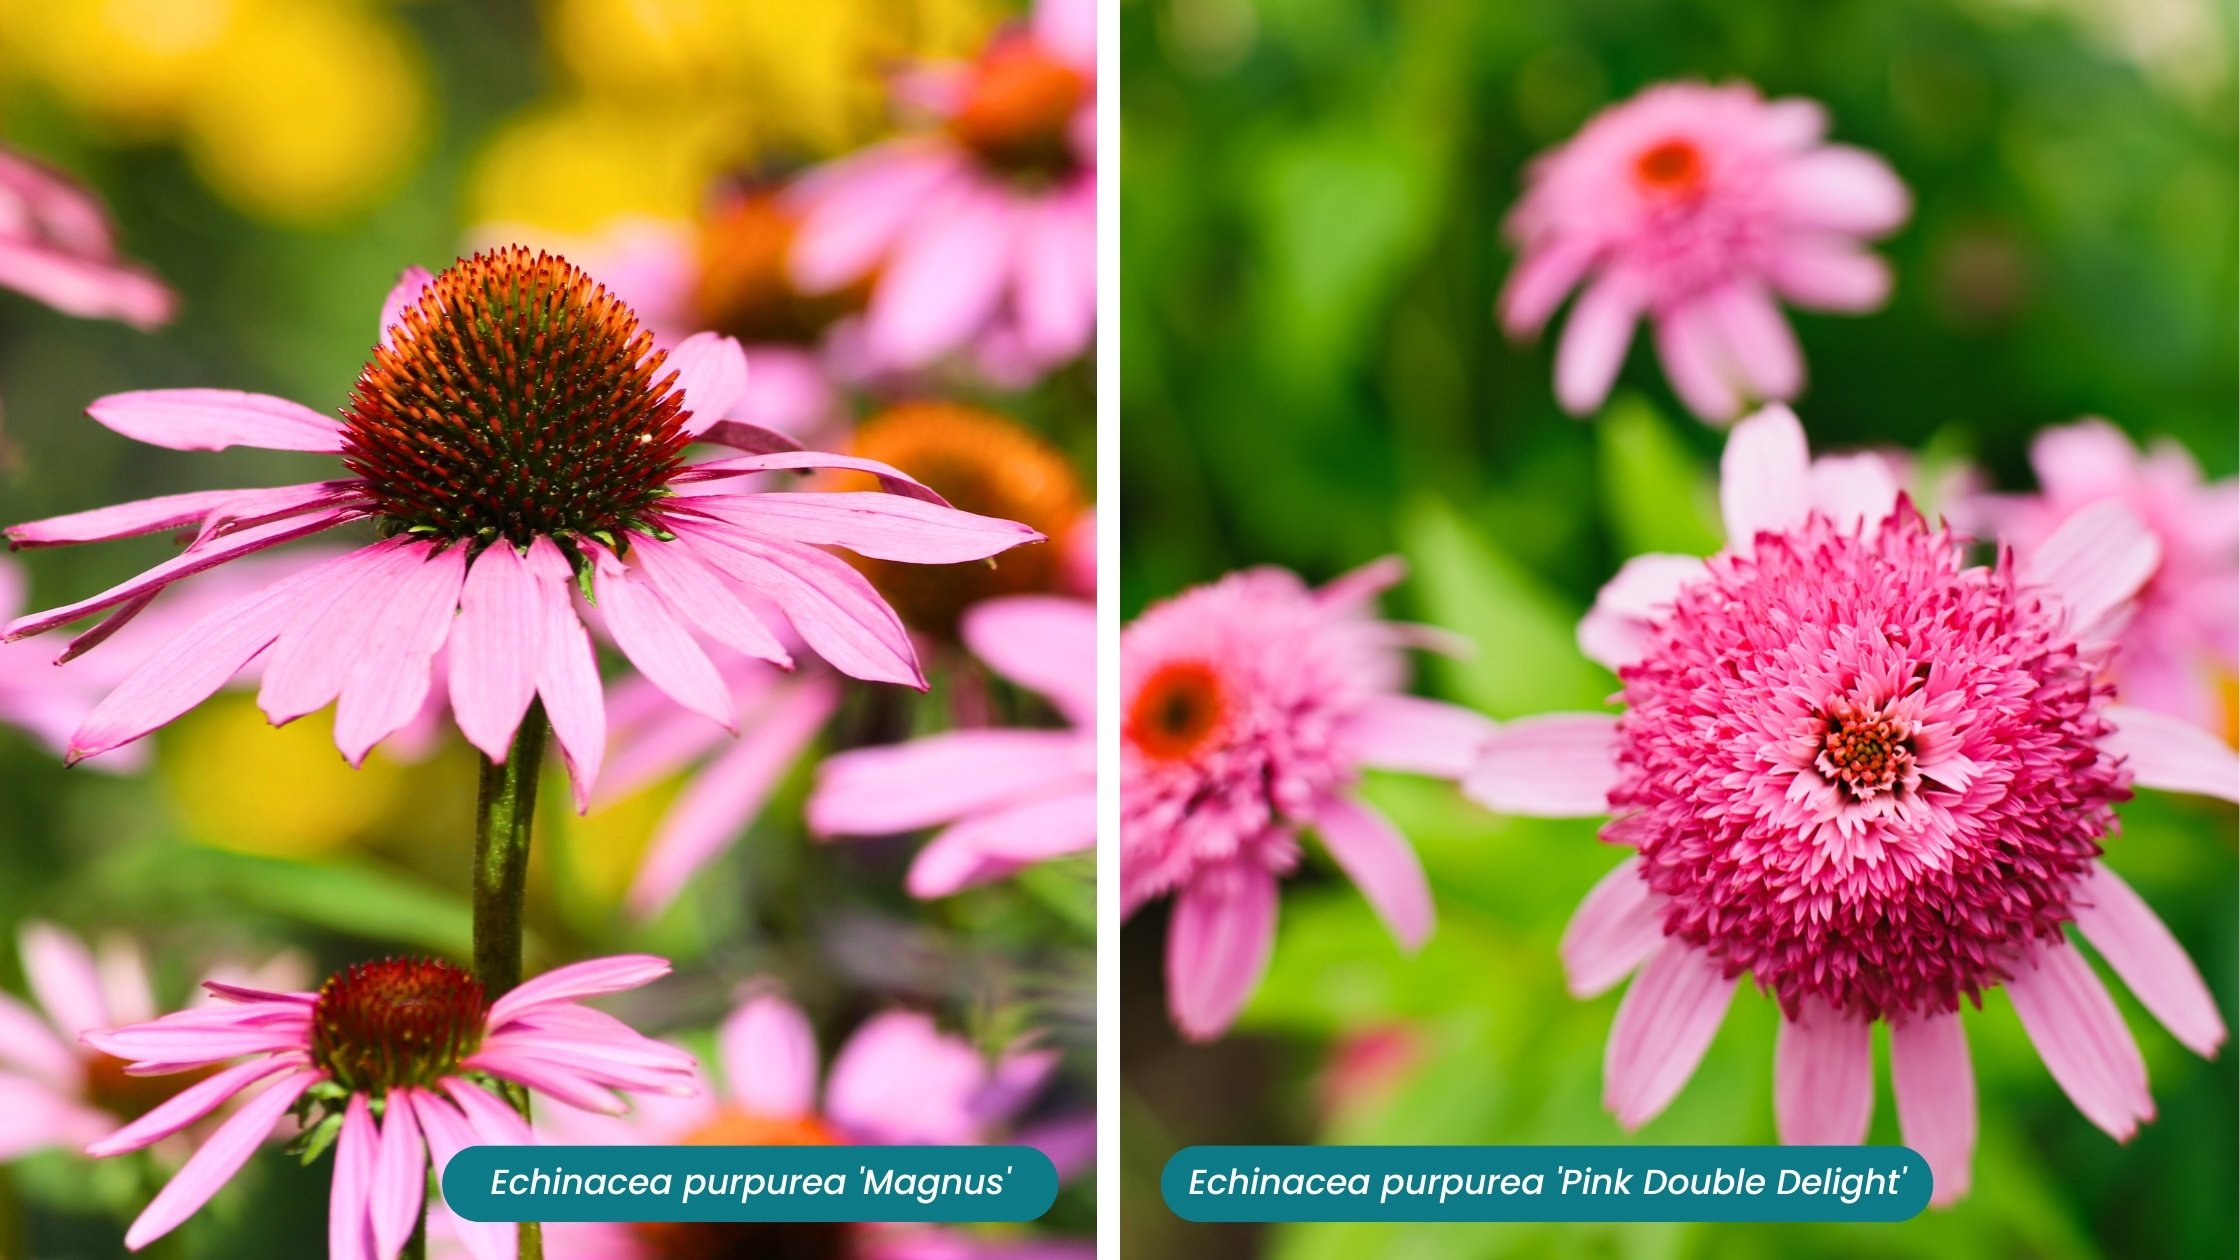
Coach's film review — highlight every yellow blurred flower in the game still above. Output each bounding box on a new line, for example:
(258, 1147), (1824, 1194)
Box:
(549, 774), (676, 909)
(468, 97), (733, 233)
(0, 0), (429, 223)
(160, 694), (409, 859)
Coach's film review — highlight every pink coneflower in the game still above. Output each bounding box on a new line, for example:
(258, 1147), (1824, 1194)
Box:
(1501, 82), (1909, 422)
(1467, 406), (2237, 1204)
(2, 247), (1042, 805)
(789, 0), (1095, 381)
(1122, 559), (1496, 1041)
(0, 147), (174, 329)
(84, 953), (693, 1257)
(0, 922), (302, 1164)
(1961, 418), (2239, 740)
(439, 988), (1090, 1260)
(812, 594), (1094, 897)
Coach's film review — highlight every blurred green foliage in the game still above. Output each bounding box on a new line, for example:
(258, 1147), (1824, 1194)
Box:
(1120, 0), (2237, 1255)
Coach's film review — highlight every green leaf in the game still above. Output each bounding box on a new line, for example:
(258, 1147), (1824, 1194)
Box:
(1594, 393), (1722, 558)
(1396, 494), (1611, 717)
(170, 848), (475, 958)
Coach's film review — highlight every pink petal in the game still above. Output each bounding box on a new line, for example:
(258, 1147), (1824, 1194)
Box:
(593, 551), (736, 731)
(1463, 713), (1621, 817)
(1603, 943), (1734, 1130)
(824, 1012), (988, 1144)
(1168, 865), (1280, 1043)
(2101, 704), (2240, 803)
(408, 1093), (517, 1260)
(666, 331), (752, 431)
(488, 955), (672, 1027)
(333, 542), (467, 765)
(1013, 193), (1095, 363)
(1890, 1011), (1976, 1207)
(0, 239), (173, 328)
(960, 595), (1095, 725)
(1768, 239), (1892, 312)
(719, 994), (819, 1119)
(1769, 146), (1911, 236)
(733, 348), (832, 439)
(0, 992), (79, 1087)
(691, 491), (1043, 563)
(1773, 997), (1874, 1145)
(906, 789), (1097, 897)
(124, 1070), (316, 1250)
(1553, 270), (1643, 416)
(674, 528), (923, 687)
(1706, 281), (1802, 403)
(789, 146), (965, 292)
(865, 181), (1016, 368)
(1341, 695), (1498, 779)
(626, 675), (839, 918)
(1560, 858), (1666, 998)
(7, 484), (315, 549)
(87, 388), (344, 453)
(20, 921), (106, 1038)
(2021, 499), (2161, 638)
(1577, 553), (1707, 671)
(812, 730), (1087, 834)
(466, 1050), (627, 1114)
(1653, 299), (1742, 423)
(87, 1055), (302, 1156)
(370, 1092), (427, 1259)
(697, 417), (806, 456)
(2007, 940), (2153, 1141)
(259, 539), (425, 726)
(449, 544), (545, 762)
(1500, 237), (1596, 339)
(441, 1078), (536, 1147)
(376, 265), (433, 348)
(1719, 404), (1813, 544)
(2071, 864), (2226, 1056)
(1313, 795), (1433, 951)
(675, 450), (948, 506)
(527, 539), (606, 808)
(330, 1094), (377, 1260)
(1035, 0), (1096, 67)
(1807, 452), (1902, 532)
(629, 535), (792, 669)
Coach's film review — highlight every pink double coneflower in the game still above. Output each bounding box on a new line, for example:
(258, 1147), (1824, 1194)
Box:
(0, 147), (174, 330)
(1467, 406), (2238, 1204)
(1502, 83), (1909, 423)
(1962, 418), (2239, 740)
(1122, 560), (1496, 1041)
(84, 953), (693, 1258)
(812, 594), (1095, 897)
(789, 0), (1096, 381)
(2, 247), (1043, 806)
(0, 922), (301, 1164)
(441, 987), (1090, 1260)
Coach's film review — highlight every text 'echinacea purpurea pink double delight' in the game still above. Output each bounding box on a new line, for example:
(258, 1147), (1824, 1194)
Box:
(1, 246), (1044, 806)
(1467, 406), (2240, 1205)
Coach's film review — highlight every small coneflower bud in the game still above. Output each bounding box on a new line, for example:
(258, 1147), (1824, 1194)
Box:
(342, 245), (694, 549)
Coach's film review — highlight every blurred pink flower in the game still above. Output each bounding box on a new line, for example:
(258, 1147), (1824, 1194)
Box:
(85, 954), (693, 1258)
(2, 247), (1042, 806)
(434, 988), (1090, 1260)
(1121, 559), (1495, 1041)
(789, 0), (1096, 381)
(812, 595), (1094, 897)
(1501, 83), (1909, 422)
(1467, 406), (2236, 1205)
(0, 148), (174, 328)
(1961, 419), (2239, 739)
(0, 922), (303, 1164)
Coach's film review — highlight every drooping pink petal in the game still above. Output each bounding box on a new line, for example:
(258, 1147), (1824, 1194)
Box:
(1772, 997), (1873, 1145)
(690, 492), (1044, 563)
(1463, 713), (1621, 817)
(1718, 404), (1813, 544)
(1890, 1011), (1975, 1206)
(1576, 553), (1707, 671)
(442, 1078), (537, 1148)
(2007, 940), (2154, 1141)
(1500, 237), (1598, 339)
(666, 331), (752, 431)
(0, 992), (80, 1087)
(1013, 191), (1096, 363)
(330, 1094), (377, 1260)
(865, 181), (1016, 368)
(1768, 146), (1912, 236)
(376, 265), (433, 347)
(466, 1049), (627, 1114)
(1560, 858), (1666, 998)
(527, 539), (606, 807)
(449, 544), (544, 762)
(0, 1073), (112, 1159)
(259, 539), (427, 727)
(7, 484), (328, 549)
(333, 542), (468, 765)
(1554, 270), (1644, 416)
(675, 449), (948, 506)
(824, 1012), (991, 1145)
(1706, 281), (1802, 403)
(720, 994), (820, 1120)
(1653, 299), (1742, 422)
(20, 922), (107, 1038)
(2100, 704), (2240, 802)
(2018, 498), (2160, 638)
(906, 790), (1097, 897)
(697, 417), (806, 456)
(124, 1070), (317, 1250)
(408, 1093), (517, 1260)
(1313, 795), (1433, 951)
(1603, 943), (1734, 1130)
(0, 239), (173, 328)
(2071, 864), (2226, 1057)
(631, 533), (792, 669)
(370, 1090), (427, 1259)
(626, 676), (839, 918)
(789, 145), (966, 292)
(1167, 865), (1280, 1043)
(86, 1054), (304, 1157)
(488, 955), (673, 1027)
(1768, 239), (1892, 312)
(86, 389), (345, 453)
(676, 527), (923, 688)
(814, 728), (1087, 835)
(962, 595), (1095, 724)
(593, 550), (736, 731)
(1341, 695), (1497, 779)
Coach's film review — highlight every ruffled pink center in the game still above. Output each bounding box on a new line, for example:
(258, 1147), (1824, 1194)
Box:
(1608, 506), (2127, 1021)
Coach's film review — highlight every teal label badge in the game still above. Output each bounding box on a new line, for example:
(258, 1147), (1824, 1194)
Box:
(443, 1145), (1059, 1223)
(1161, 1146), (1931, 1222)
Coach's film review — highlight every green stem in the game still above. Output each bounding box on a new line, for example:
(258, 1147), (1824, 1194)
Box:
(471, 703), (549, 1260)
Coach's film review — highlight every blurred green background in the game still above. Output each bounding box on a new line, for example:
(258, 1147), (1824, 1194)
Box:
(1119, 0), (2237, 1256)
(0, 1), (1094, 1256)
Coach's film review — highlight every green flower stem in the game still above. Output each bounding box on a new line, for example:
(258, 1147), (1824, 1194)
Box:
(472, 702), (550, 1260)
